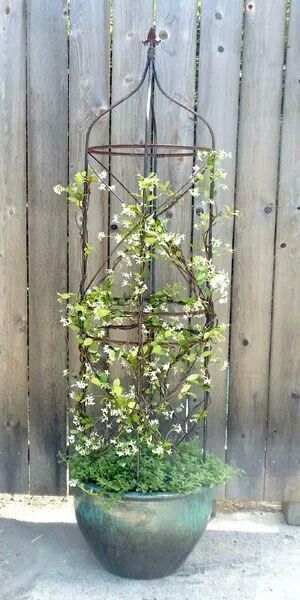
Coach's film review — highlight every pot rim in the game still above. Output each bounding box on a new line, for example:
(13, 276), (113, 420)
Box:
(77, 481), (213, 502)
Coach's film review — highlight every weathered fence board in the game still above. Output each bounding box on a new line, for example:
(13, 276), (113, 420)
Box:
(0, 0), (28, 493)
(69, 0), (110, 295)
(27, 0), (68, 494)
(68, 0), (110, 425)
(0, 0), (298, 501)
(155, 0), (198, 289)
(110, 0), (154, 270)
(265, 0), (300, 502)
(197, 0), (243, 470)
(154, 0), (198, 441)
(227, 0), (286, 499)
(109, 0), (154, 384)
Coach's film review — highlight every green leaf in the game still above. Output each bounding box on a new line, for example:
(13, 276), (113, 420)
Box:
(99, 373), (108, 383)
(152, 344), (162, 355)
(98, 308), (111, 317)
(179, 383), (191, 398)
(186, 373), (199, 382)
(113, 378), (123, 396)
(83, 338), (93, 347)
(145, 236), (156, 245)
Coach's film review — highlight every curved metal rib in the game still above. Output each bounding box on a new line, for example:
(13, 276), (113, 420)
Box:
(153, 63), (215, 151)
(84, 57), (151, 167)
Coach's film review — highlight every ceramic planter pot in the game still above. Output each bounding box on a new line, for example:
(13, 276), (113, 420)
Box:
(74, 483), (213, 579)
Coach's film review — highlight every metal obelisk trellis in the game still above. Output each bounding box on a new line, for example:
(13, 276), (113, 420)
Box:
(79, 27), (216, 458)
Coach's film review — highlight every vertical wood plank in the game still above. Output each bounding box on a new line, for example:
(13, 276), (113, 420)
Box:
(154, 1), (197, 439)
(155, 0), (198, 289)
(110, 0), (154, 250)
(197, 1), (243, 468)
(28, 0), (68, 494)
(109, 0), (154, 381)
(69, 0), (110, 294)
(227, 0), (286, 499)
(69, 1), (110, 393)
(0, 0), (28, 493)
(265, 0), (300, 502)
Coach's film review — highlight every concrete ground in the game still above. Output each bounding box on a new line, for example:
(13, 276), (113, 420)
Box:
(0, 495), (299, 600)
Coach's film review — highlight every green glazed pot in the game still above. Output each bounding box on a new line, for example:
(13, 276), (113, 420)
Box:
(74, 483), (213, 579)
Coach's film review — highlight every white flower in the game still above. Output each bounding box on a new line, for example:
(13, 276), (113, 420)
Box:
(53, 184), (64, 195)
(152, 445), (164, 456)
(197, 150), (208, 162)
(85, 394), (95, 406)
(69, 479), (78, 487)
(172, 424), (182, 434)
(221, 360), (229, 372)
(115, 233), (122, 244)
(124, 255), (132, 266)
(122, 205), (134, 215)
(162, 409), (174, 420)
(203, 375), (211, 386)
(60, 316), (70, 327)
(63, 369), (68, 376)
(173, 233), (185, 246)
(112, 214), (120, 225)
(211, 270), (229, 304)
(212, 237), (222, 248)
(68, 435), (75, 444)
(189, 188), (200, 198)
(218, 150), (232, 160)
(76, 380), (87, 389)
(99, 170), (107, 180)
(98, 183), (106, 191)
(115, 440), (138, 457)
(97, 231), (106, 241)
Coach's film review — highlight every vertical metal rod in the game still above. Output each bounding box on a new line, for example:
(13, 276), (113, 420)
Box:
(136, 45), (155, 483)
(150, 63), (158, 296)
(143, 55), (154, 177)
(203, 175), (215, 461)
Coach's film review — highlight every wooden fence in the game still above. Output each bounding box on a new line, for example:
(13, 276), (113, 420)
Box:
(0, 0), (299, 501)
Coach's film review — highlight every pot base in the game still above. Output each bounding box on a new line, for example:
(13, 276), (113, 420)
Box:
(74, 485), (213, 579)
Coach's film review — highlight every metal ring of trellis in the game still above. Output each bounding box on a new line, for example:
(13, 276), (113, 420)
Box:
(79, 27), (216, 455)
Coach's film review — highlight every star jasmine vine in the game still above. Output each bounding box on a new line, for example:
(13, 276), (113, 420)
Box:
(55, 150), (241, 496)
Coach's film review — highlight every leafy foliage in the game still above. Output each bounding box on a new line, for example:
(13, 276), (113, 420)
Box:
(69, 440), (242, 499)
(55, 150), (240, 493)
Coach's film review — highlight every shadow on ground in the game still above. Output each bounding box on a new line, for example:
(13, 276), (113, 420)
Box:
(0, 511), (299, 600)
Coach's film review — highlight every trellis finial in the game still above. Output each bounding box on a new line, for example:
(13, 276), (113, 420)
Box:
(142, 26), (161, 46)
